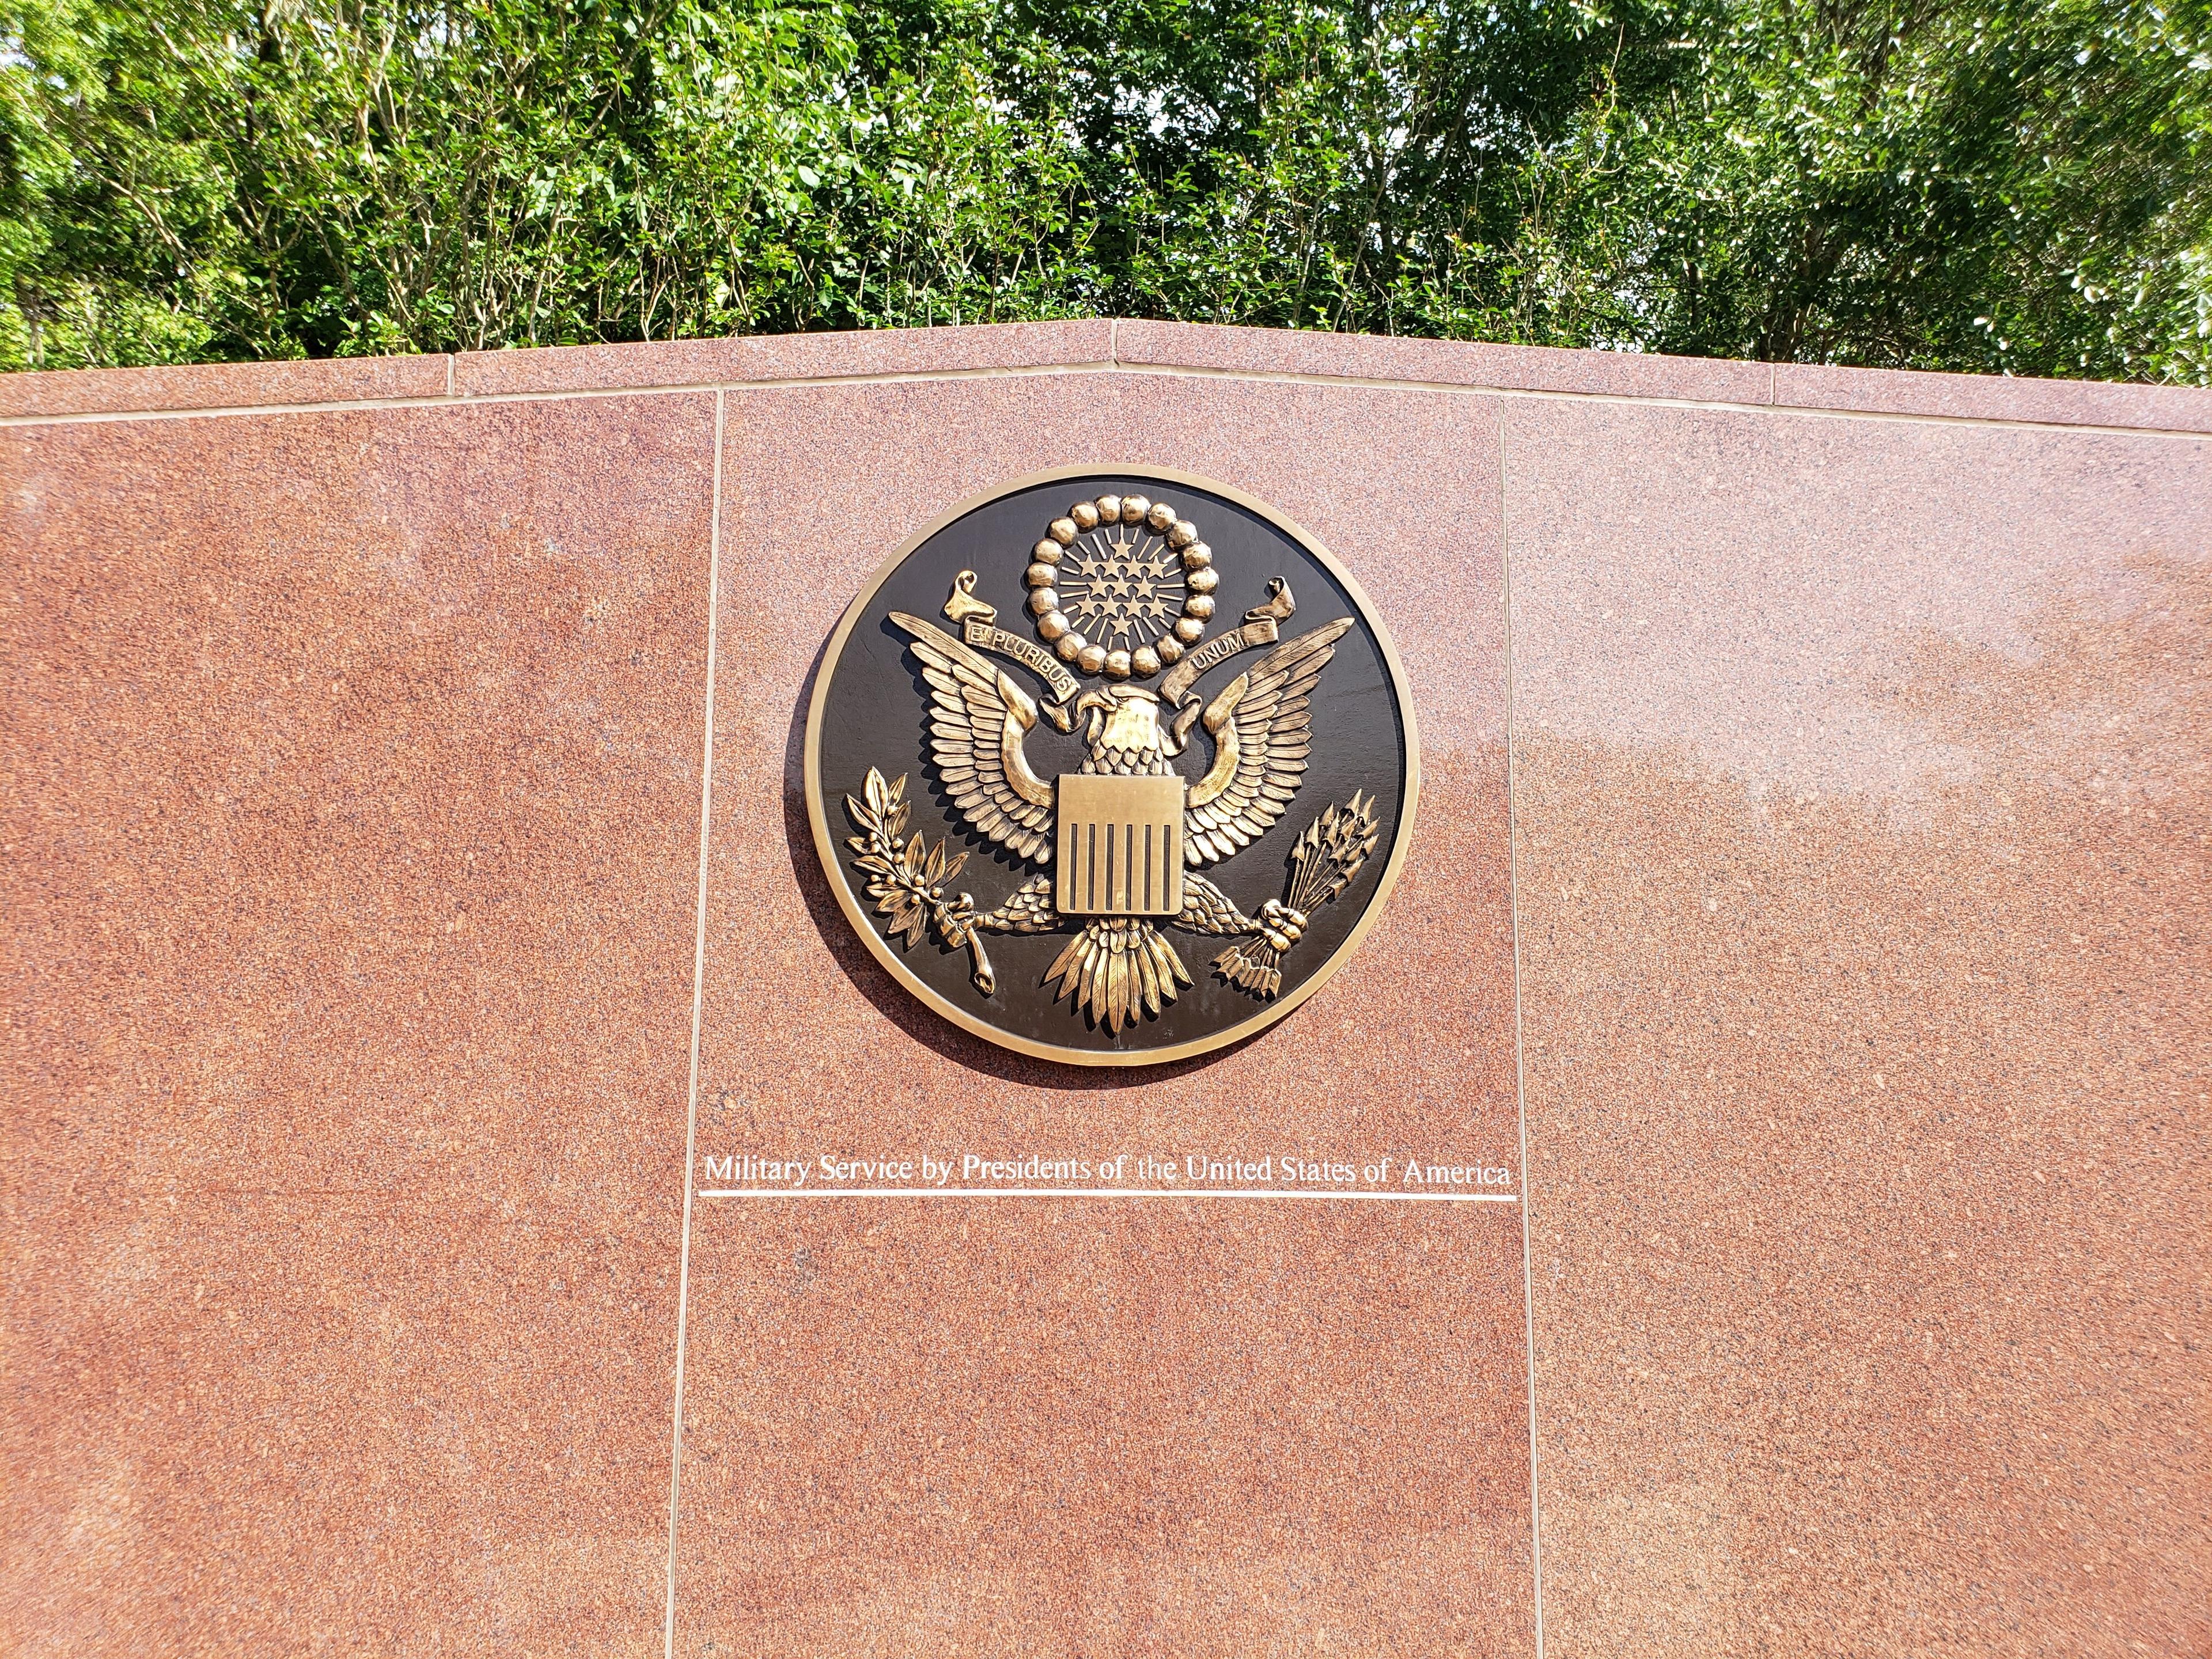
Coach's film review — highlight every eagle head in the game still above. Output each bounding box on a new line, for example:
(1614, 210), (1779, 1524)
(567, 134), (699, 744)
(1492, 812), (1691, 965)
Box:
(1076, 686), (1177, 775)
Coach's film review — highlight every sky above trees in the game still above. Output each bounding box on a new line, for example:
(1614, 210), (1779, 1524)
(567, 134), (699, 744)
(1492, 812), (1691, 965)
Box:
(3, 0), (2207, 379)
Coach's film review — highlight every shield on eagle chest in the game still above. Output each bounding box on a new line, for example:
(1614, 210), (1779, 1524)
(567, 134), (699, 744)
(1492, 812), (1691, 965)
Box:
(1055, 775), (1185, 917)
(804, 468), (1419, 1066)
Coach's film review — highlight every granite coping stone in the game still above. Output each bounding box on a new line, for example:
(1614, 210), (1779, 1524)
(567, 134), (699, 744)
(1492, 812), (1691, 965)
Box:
(0, 350), (453, 418)
(1112, 318), (1779, 404)
(5, 319), (2209, 430)
(453, 316), (1117, 395)
(1772, 358), (2212, 431)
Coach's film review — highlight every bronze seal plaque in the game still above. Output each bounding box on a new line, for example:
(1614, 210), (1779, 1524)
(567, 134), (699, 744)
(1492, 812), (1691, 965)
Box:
(805, 468), (1419, 1065)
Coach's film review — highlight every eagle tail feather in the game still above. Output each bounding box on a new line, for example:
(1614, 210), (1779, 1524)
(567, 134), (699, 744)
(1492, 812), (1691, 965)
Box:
(1050, 919), (1190, 1033)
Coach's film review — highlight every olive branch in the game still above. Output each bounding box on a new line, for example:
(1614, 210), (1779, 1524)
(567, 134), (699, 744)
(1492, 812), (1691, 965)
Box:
(844, 768), (996, 994)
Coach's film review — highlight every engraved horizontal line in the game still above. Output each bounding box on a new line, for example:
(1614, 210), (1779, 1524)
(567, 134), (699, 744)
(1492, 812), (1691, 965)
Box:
(698, 1187), (1518, 1202)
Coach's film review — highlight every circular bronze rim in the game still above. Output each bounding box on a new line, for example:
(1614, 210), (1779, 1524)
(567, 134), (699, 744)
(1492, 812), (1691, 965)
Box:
(802, 464), (1422, 1068)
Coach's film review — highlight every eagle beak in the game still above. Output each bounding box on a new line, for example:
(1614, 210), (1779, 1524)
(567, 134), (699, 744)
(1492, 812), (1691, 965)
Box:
(1074, 688), (1113, 747)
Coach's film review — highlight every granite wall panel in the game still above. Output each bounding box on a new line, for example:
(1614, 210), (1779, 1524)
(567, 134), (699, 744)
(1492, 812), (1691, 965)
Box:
(1503, 399), (2211, 1657)
(6, 325), (2209, 1657)
(678, 372), (1532, 1656)
(3, 397), (715, 1654)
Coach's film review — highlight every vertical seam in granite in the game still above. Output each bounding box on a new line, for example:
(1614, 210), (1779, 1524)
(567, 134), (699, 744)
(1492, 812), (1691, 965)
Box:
(664, 387), (725, 1658)
(444, 355), (454, 397)
(1768, 360), (1777, 405)
(1499, 407), (1547, 1658)
(1109, 317), (1120, 365)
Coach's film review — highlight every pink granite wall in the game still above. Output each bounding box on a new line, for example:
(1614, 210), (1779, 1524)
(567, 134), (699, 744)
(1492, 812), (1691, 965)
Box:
(4, 324), (2205, 1658)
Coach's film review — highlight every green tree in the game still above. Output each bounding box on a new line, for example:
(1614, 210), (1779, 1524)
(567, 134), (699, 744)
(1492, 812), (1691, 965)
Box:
(2, 0), (2205, 379)
(1569, 0), (2212, 377)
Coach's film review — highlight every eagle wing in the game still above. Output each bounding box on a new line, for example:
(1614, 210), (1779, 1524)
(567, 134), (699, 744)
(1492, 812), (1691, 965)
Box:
(1183, 619), (1354, 866)
(887, 613), (1055, 863)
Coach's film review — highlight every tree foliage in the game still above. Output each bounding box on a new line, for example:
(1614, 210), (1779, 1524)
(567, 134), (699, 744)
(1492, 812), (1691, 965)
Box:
(3, 0), (2206, 378)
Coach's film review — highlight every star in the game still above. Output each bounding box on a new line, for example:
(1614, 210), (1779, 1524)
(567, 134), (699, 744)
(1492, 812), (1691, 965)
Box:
(1063, 529), (1188, 645)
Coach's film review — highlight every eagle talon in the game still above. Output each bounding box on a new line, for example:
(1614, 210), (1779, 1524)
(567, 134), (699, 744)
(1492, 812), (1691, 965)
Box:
(1257, 898), (1308, 953)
